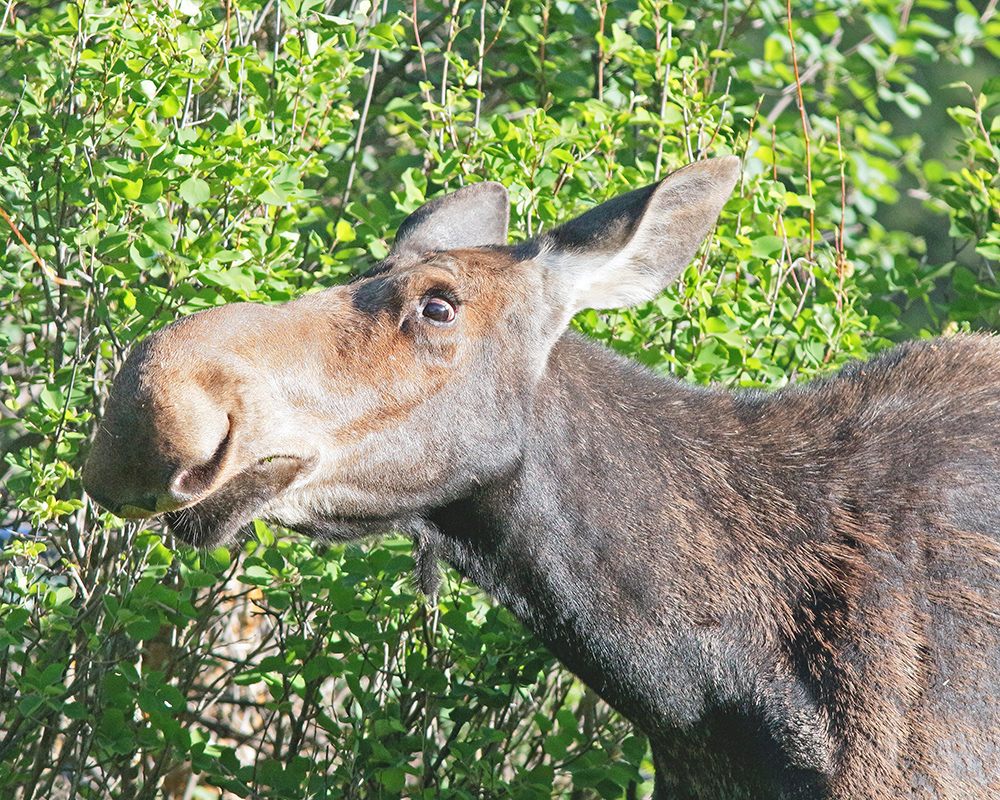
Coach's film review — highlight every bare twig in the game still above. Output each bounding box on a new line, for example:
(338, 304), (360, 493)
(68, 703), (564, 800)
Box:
(654, 19), (673, 181)
(0, 0), (15, 37)
(473, 0), (487, 134)
(785, 0), (815, 258)
(594, 0), (608, 102)
(0, 204), (82, 287)
(410, 0), (438, 120)
(341, 3), (387, 208)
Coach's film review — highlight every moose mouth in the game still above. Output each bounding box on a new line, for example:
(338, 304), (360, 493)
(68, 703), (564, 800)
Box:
(163, 454), (404, 549)
(164, 455), (307, 549)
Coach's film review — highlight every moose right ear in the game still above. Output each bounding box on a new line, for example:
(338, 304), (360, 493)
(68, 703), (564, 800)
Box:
(391, 181), (511, 256)
(529, 157), (740, 326)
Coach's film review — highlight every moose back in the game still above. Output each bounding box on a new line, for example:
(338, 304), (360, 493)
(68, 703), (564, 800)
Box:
(84, 157), (1000, 799)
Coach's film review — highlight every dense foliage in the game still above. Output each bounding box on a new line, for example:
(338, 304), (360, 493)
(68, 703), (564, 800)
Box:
(1, 0), (998, 797)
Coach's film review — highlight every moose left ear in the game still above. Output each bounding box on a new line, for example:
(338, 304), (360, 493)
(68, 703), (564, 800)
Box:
(531, 157), (740, 321)
(391, 181), (511, 256)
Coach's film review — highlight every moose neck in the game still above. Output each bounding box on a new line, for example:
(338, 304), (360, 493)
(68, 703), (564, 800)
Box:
(427, 331), (824, 742)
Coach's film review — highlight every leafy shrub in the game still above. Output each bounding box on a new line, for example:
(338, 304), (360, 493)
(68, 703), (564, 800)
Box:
(1, 0), (998, 798)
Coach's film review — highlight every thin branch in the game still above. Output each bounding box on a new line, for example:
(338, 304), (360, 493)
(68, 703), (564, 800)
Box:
(594, 0), (607, 102)
(473, 0), (487, 134)
(785, 0), (815, 259)
(654, 19), (673, 181)
(341, 10), (384, 209)
(0, 203), (82, 287)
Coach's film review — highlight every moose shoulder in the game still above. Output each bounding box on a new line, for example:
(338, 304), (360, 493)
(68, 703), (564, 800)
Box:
(84, 157), (1000, 799)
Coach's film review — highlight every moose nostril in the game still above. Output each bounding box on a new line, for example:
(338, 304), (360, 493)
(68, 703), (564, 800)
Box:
(169, 421), (233, 503)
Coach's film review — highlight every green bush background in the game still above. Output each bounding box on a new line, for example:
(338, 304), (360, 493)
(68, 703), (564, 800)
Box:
(1, 0), (999, 797)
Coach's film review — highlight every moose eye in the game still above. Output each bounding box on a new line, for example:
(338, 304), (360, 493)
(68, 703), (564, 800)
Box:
(420, 295), (457, 324)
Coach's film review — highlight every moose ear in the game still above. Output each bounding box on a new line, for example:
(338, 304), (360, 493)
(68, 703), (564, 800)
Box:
(391, 181), (510, 256)
(531, 157), (740, 321)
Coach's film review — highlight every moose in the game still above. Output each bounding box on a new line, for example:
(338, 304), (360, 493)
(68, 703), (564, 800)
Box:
(84, 157), (1000, 798)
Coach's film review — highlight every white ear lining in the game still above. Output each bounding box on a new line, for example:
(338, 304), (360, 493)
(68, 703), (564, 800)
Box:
(536, 246), (665, 334)
(550, 248), (666, 313)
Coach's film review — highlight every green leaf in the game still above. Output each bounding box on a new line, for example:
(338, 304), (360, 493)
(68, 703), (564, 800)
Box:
(180, 566), (217, 588)
(206, 546), (232, 573)
(161, 93), (181, 118)
(867, 13), (897, 45)
(2, 606), (31, 631)
(126, 613), (162, 642)
(764, 36), (784, 63)
(111, 177), (143, 201)
(178, 176), (211, 205)
(750, 235), (785, 258)
(982, 75), (1000, 99)
(137, 178), (164, 204)
(257, 184), (287, 205)
(254, 519), (275, 546)
(369, 22), (398, 49)
(96, 231), (131, 257)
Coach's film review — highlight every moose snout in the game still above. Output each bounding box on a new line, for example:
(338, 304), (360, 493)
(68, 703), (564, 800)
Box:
(84, 382), (235, 520)
(83, 300), (320, 523)
(83, 449), (180, 519)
